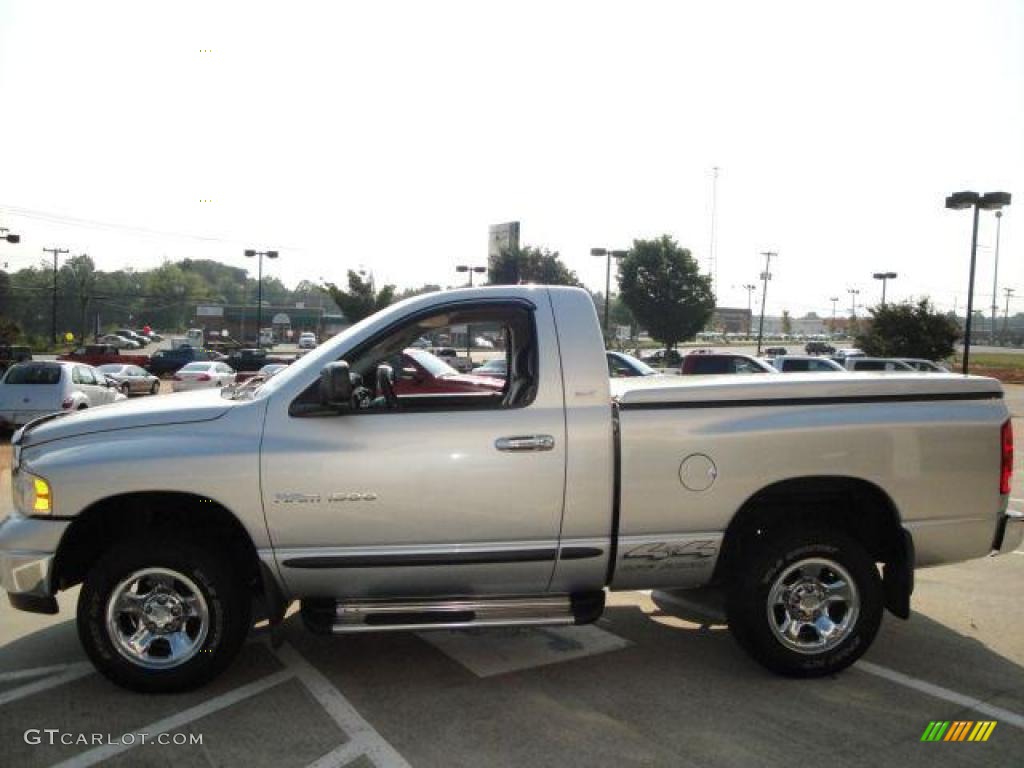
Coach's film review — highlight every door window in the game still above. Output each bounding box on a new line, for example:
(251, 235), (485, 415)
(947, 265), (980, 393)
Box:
(291, 302), (536, 415)
(74, 366), (96, 385)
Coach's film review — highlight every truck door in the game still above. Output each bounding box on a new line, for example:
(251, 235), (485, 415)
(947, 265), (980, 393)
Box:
(260, 298), (568, 598)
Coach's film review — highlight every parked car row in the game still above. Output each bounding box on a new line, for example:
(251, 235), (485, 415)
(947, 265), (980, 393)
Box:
(0, 361), (127, 429)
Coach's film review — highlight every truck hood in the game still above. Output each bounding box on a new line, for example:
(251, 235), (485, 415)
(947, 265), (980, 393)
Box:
(15, 389), (232, 448)
(612, 371), (1003, 406)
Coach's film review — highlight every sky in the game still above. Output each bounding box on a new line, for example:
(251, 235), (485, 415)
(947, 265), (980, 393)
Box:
(0, 0), (1022, 320)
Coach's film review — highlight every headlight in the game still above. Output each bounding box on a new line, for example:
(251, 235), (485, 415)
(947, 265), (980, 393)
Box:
(13, 468), (53, 515)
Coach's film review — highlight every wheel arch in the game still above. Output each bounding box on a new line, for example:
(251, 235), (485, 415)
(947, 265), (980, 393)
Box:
(53, 491), (264, 599)
(714, 475), (914, 618)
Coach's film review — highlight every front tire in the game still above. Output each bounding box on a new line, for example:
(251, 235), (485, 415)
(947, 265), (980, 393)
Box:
(77, 538), (251, 692)
(726, 529), (882, 677)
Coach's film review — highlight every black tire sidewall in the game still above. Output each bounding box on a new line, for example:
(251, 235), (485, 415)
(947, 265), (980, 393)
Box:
(77, 540), (250, 693)
(726, 530), (883, 677)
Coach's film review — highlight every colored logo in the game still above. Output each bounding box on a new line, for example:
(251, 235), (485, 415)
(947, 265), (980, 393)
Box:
(921, 721), (996, 742)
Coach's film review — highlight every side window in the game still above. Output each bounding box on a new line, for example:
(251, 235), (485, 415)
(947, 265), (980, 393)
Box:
(856, 360), (885, 371)
(733, 358), (765, 374)
(693, 357), (730, 374)
(608, 355), (634, 378)
(291, 302), (536, 416)
(75, 366), (96, 385)
(785, 359), (810, 372)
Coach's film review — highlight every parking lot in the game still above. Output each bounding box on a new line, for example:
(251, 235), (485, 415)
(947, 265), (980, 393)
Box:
(0, 388), (1022, 767)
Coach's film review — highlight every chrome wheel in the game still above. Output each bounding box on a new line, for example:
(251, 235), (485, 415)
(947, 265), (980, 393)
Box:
(766, 558), (859, 655)
(105, 568), (209, 669)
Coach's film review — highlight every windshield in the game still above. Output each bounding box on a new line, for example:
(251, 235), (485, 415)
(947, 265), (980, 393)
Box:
(98, 364), (125, 374)
(621, 354), (657, 375)
(404, 348), (459, 377)
(180, 363), (209, 372)
(3, 363), (62, 385)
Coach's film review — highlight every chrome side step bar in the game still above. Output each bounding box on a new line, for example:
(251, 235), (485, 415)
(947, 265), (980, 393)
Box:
(301, 592), (604, 634)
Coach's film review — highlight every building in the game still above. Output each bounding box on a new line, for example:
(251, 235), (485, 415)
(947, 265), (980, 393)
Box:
(193, 304), (348, 345)
(710, 307), (753, 334)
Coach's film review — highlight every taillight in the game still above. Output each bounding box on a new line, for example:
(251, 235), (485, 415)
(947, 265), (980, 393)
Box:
(197, 374), (211, 381)
(1000, 419), (1013, 495)
(61, 397), (73, 409)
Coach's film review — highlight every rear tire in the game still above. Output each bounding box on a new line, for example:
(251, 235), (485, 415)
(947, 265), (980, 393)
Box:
(150, 381), (160, 395)
(77, 538), (251, 693)
(121, 383), (131, 395)
(725, 529), (882, 677)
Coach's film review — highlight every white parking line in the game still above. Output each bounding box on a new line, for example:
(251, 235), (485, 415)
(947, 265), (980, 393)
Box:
(274, 642), (411, 768)
(857, 660), (1024, 730)
(0, 662), (94, 707)
(51, 669), (294, 768)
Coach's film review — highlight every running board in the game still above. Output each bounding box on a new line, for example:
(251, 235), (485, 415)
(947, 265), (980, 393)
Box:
(301, 592), (605, 634)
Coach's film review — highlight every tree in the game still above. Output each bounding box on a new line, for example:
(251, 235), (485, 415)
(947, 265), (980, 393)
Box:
(855, 299), (960, 360)
(323, 270), (396, 323)
(618, 235), (715, 350)
(488, 245), (580, 286)
(781, 310), (792, 335)
(396, 284), (443, 300)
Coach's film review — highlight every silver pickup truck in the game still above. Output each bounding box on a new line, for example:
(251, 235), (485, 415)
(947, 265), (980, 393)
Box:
(2, 285), (1021, 692)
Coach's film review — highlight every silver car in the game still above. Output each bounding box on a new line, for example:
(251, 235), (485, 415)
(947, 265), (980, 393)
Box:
(0, 361), (124, 428)
(97, 364), (162, 396)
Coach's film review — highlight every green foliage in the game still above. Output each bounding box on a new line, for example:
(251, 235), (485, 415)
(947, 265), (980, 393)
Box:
(781, 310), (792, 335)
(488, 246), (580, 286)
(0, 317), (20, 343)
(396, 284), (443, 300)
(617, 235), (715, 349)
(855, 299), (960, 360)
(323, 271), (396, 323)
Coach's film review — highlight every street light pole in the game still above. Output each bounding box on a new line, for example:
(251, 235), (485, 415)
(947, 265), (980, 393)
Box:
(755, 251), (777, 356)
(455, 264), (486, 359)
(743, 283), (757, 336)
(829, 297), (839, 334)
(847, 288), (860, 323)
(872, 272), (898, 306)
(245, 249), (279, 347)
(991, 210), (1003, 344)
(590, 247), (628, 340)
(945, 191), (1012, 374)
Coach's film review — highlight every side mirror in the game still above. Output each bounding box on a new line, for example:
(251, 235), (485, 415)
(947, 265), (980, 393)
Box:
(320, 361), (354, 408)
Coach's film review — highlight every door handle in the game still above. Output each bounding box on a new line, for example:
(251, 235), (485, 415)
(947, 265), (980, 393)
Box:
(495, 434), (556, 452)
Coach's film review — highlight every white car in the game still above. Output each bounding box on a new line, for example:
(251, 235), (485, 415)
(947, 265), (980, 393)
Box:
(97, 334), (140, 350)
(844, 357), (916, 372)
(171, 361), (237, 391)
(0, 361), (125, 428)
(298, 332), (317, 350)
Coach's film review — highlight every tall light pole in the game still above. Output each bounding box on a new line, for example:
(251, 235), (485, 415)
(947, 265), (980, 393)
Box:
(590, 247), (628, 339)
(991, 210), (1004, 344)
(829, 297), (840, 334)
(456, 264), (486, 359)
(43, 246), (69, 344)
(743, 283), (757, 336)
(872, 272), (897, 306)
(847, 288), (860, 326)
(0, 227), (20, 244)
(455, 264), (486, 287)
(244, 249), (279, 347)
(945, 191), (1012, 373)
(755, 251), (777, 356)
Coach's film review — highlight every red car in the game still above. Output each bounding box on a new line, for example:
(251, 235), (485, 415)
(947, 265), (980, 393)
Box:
(392, 348), (505, 396)
(679, 353), (775, 375)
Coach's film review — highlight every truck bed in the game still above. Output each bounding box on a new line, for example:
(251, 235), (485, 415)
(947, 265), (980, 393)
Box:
(610, 372), (1007, 589)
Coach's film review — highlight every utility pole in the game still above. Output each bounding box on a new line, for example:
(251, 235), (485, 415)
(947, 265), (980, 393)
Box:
(991, 210), (1004, 343)
(43, 247), (69, 344)
(830, 297), (840, 333)
(1003, 287), (1015, 340)
(743, 283), (756, 336)
(847, 288), (860, 319)
(755, 251), (777, 356)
